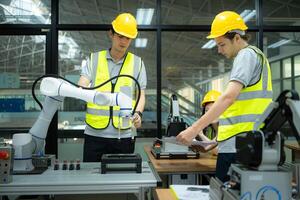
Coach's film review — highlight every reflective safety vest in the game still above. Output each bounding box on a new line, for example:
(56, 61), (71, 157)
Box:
(217, 45), (273, 142)
(85, 50), (140, 130)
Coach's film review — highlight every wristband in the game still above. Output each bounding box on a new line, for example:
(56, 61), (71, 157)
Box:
(135, 111), (143, 118)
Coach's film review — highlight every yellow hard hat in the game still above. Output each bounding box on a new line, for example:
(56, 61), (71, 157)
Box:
(207, 11), (248, 39)
(201, 90), (221, 107)
(112, 13), (138, 39)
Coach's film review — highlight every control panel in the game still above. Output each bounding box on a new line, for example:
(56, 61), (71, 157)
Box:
(0, 140), (14, 183)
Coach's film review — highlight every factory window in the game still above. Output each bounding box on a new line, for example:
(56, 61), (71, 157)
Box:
(58, 30), (157, 137)
(272, 81), (281, 101)
(59, 0), (156, 25)
(296, 77), (300, 95)
(270, 61), (280, 80)
(0, 35), (46, 128)
(161, 0), (256, 25)
(283, 58), (292, 78)
(265, 32), (300, 99)
(264, 32), (300, 59)
(270, 60), (282, 99)
(283, 58), (292, 90)
(295, 55), (300, 95)
(283, 78), (292, 91)
(263, 0), (300, 26)
(295, 55), (300, 76)
(0, 0), (51, 24)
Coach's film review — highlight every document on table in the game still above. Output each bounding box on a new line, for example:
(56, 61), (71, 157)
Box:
(158, 137), (217, 148)
(170, 184), (210, 200)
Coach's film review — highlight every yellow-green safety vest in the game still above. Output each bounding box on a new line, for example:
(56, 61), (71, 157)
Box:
(217, 45), (273, 142)
(85, 50), (139, 130)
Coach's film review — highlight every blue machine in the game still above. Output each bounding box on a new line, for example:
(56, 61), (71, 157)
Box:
(0, 98), (25, 112)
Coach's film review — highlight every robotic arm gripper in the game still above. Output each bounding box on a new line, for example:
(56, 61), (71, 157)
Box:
(12, 77), (132, 172)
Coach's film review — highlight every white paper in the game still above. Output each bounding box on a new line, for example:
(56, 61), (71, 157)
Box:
(157, 137), (217, 148)
(170, 184), (210, 200)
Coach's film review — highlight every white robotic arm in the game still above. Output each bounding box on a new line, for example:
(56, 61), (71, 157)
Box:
(13, 77), (132, 172)
(40, 77), (132, 111)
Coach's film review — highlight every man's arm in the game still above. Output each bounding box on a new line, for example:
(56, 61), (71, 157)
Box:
(135, 89), (145, 112)
(176, 81), (244, 145)
(78, 75), (91, 87)
(132, 89), (145, 128)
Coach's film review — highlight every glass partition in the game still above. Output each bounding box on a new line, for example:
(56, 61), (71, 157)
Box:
(59, 0), (156, 25)
(263, 1), (300, 26)
(295, 55), (300, 76)
(162, 0), (256, 25)
(0, 35), (46, 128)
(0, 0), (51, 24)
(265, 32), (300, 98)
(296, 77), (300, 94)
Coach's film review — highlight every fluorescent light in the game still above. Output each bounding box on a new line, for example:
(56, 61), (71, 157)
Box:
(242, 10), (256, 22)
(135, 38), (148, 48)
(239, 9), (256, 22)
(136, 8), (154, 25)
(240, 10), (251, 18)
(202, 9), (256, 49)
(268, 39), (291, 49)
(201, 40), (216, 49)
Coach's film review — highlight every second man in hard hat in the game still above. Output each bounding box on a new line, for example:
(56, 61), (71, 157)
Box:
(192, 90), (220, 155)
(78, 13), (147, 162)
(177, 11), (273, 182)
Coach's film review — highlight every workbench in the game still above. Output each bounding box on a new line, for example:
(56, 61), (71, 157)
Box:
(0, 162), (160, 200)
(144, 145), (216, 185)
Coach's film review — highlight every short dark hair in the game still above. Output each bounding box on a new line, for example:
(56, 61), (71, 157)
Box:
(224, 31), (251, 42)
(111, 26), (116, 34)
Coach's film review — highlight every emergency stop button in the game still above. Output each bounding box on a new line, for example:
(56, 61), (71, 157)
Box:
(0, 151), (9, 160)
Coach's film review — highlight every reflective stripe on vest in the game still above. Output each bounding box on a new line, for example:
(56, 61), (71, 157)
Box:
(85, 50), (138, 130)
(217, 45), (273, 142)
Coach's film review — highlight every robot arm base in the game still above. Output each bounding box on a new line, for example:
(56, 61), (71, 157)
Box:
(12, 133), (34, 171)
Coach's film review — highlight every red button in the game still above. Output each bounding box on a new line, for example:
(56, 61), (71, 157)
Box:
(0, 151), (9, 160)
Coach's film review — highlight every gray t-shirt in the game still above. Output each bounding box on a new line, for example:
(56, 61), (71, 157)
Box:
(80, 50), (147, 138)
(218, 46), (262, 153)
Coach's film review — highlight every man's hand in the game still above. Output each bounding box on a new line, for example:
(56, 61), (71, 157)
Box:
(190, 145), (206, 153)
(132, 112), (142, 128)
(176, 126), (199, 146)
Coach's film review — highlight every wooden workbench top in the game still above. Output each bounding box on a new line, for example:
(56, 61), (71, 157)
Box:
(144, 145), (216, 173)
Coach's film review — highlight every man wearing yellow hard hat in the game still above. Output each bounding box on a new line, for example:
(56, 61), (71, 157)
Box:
(78, 13), (147, 162)
(192, 90), (220, 155)
(177, 11), (273, 182)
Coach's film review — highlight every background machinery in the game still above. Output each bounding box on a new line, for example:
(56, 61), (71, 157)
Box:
(210, 90), (300, 200)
